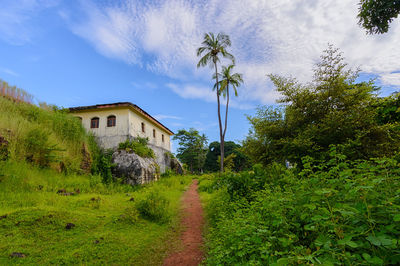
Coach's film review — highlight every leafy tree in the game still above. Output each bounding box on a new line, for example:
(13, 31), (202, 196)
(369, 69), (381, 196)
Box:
(243, 45), (400, 166)
(204, 141), (250, 172)
(358, 0), (400, 34)
(197, 32), (234, 172)
(173, 128), (208, 173)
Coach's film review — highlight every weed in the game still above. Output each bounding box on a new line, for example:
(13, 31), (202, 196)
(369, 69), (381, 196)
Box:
(136, 190), (170, 223)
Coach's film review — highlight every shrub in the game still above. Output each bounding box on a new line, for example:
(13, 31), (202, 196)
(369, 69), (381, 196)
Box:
(0, 136), (9, 161)
(118, 137), (155, 158)
(136, 191), (170, 223)
(161, 168), (173, 178)
(203, 156), (400, 265)
(24, 128), (61, 167)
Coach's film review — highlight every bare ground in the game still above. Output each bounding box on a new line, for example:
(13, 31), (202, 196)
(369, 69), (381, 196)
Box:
(163, 180), (204, 266)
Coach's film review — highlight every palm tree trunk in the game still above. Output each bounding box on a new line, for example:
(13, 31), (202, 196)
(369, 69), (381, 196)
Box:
(223, 83), (230, 139)
(215, 62), (224, 172)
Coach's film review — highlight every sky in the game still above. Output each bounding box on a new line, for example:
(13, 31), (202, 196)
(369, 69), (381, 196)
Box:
(1, 0), (400, 153)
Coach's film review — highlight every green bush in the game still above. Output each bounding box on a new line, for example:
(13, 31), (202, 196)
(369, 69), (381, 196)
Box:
(161, 168), (173, 178)
(136, 190), (170, 223)
(24, 128), (61, 167)
(118, 137), (155, 158)
(203, 153), (400, 265)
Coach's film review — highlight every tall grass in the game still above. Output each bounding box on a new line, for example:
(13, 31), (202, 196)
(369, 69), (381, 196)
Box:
(0, 79), (34, 104)
(0, 96), (89, 172)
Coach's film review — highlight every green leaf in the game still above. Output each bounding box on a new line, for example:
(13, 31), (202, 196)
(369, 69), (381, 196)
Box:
(366, 235), (381, 246)
(394, 214), (400, 222)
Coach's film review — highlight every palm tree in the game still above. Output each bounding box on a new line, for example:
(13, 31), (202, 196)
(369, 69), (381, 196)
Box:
(214, 65), (243, 154)
(197, 32), (234, 172)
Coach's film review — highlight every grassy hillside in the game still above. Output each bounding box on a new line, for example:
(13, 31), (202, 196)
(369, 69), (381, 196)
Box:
(0, 94), (193, 264)
(0, 96), (90, 173)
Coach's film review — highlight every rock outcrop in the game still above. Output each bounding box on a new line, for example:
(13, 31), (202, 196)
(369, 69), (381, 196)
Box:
(112, 150), (159, 185)
(170, 157), (184, 175)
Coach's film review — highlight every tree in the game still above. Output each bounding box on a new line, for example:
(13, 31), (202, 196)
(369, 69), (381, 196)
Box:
(204, 141), (250, 172)
(243, 45), (400, 166)
(358, 0), (400, 34)
(197, 32), (234, 172)
(173, 128), (208, 173)
(214, 64), (243, 160)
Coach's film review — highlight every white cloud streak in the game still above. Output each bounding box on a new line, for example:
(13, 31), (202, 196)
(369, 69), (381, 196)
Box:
(0, 67), (19, 77)
(154, 114), (182, 120)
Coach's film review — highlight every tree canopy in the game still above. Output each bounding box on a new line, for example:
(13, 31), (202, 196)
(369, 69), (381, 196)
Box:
(173, 128), (208, 173)
(358, 0), (400, 34)
(243, 45), (400, 166)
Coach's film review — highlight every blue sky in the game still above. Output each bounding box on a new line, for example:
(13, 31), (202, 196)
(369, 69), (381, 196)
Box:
(1, 0), (400, 153)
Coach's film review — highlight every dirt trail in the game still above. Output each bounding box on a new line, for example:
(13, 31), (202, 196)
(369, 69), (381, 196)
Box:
(163, 180), (204, 266)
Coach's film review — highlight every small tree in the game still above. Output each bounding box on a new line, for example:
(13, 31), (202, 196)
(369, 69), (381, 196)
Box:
(173, 128), (208, 173)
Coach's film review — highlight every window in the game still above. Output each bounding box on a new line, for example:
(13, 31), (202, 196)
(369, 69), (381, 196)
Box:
(91, 117), (99, 128)
(141, 122), (145, 133)
(107, 115), (116, 127)
(153, 129), (156, 138)
(162, 134), (164, 142)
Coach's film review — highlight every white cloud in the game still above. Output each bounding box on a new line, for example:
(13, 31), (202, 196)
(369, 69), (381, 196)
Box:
(380, 73), (400, 86)
(154, 114), (182, 120)
(67, 0), (400, 105)
(0, 67), (19, 77)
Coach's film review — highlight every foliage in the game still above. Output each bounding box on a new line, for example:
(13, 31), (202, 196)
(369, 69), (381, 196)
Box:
(0, 94), (90, 173)
(199, 150), (400, 265)
(243, 45), (400, 167)
(173, 128), (208, 173)
(205, 141), (250, 172)
(118, 137), (155, 158)
(136, 190), (170, 223)
(374, 92), (400, 124)
(161, 168), (173, 178)
(358, 0), (400, 34)
(217, 153), (236, 172)
(91, 147), (114, 184)
(24, 128), (62, 168)
(197, 32), (235, 172)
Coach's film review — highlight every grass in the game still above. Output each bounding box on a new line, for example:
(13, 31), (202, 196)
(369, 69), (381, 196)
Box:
(0, 96), (90, 173)
(0, 160), (193, 265)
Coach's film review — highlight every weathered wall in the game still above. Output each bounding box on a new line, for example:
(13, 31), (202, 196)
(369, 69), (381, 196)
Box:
(71, 106), (173, 173)
(73, 108), (130, 149)
(127, 109), (171, 151)
(148, 143), (171, 173)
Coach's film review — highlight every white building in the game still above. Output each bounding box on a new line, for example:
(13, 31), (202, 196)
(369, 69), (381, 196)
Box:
(69, 102), (174, 171)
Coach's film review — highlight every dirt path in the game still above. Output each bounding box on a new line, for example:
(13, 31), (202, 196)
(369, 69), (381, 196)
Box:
(163, 180), (204, 266)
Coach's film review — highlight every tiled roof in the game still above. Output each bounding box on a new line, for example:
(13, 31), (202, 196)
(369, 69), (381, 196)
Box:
(69, 102), (174, 135)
